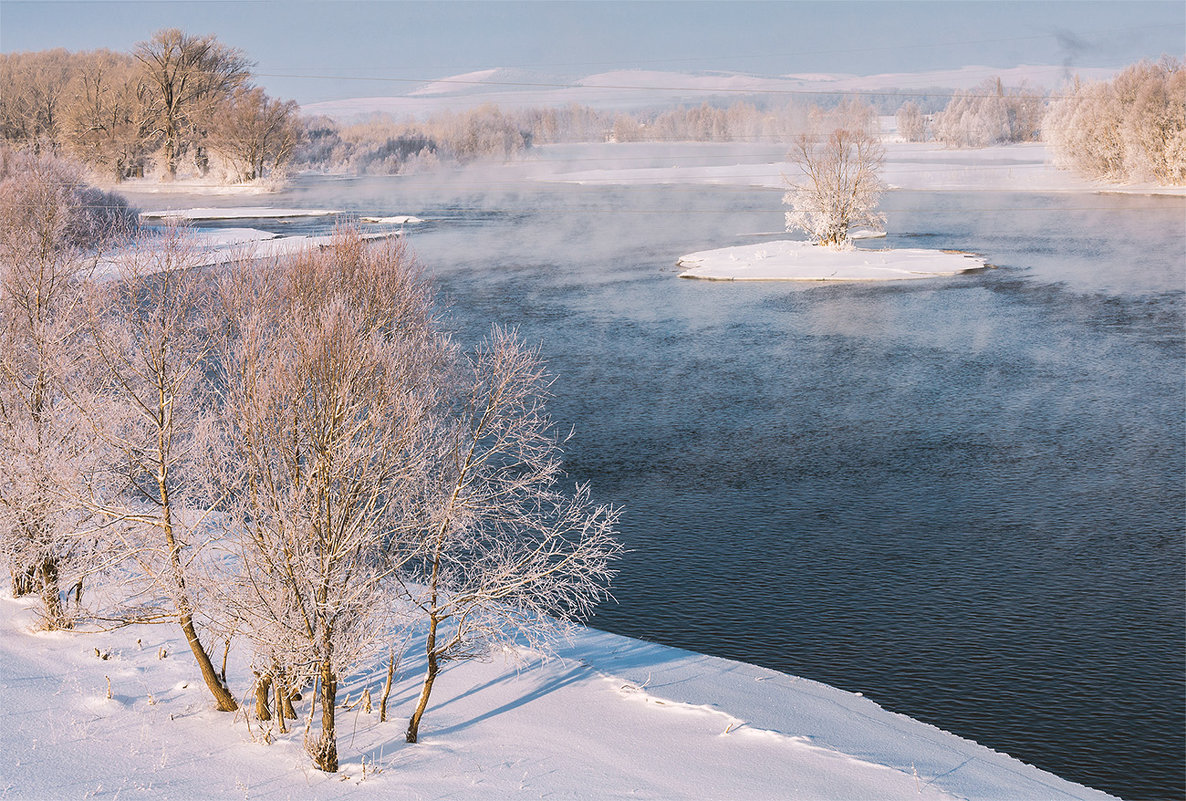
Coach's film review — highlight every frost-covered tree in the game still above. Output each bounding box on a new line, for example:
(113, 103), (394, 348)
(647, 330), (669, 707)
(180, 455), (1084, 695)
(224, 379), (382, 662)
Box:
(402, 326), (621, 745)
(211, 231), (449, 771)
(77, 225), (237, 711)
(206, 87), (303, 182)
(896, 100), (927, 142)
(133, 29), (251, 177)
(932, 78), (1044, 148)
(783, 104), (886, 248)
(0, 49), (73, 153)
(0, 150), (133, 628)
(1044, 58), (1186, 185)
(62, 50), (157, 181)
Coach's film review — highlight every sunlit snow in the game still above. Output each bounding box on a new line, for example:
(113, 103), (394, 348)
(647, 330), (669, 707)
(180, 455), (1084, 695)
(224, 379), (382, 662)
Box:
(0, 595), (1116, 800)
(678, 240), (986, 282)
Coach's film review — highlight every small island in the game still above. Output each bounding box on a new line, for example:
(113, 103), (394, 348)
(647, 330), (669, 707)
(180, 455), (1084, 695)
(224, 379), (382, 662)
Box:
(678, 240), (986, 281)
(682, 106), (987, 283)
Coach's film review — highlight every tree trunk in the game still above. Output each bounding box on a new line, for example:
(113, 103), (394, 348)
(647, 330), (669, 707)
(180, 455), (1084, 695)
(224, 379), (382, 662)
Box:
(12, 565), (37, 596)
(379, 651), (395, 723)
(274, 677), (288, 734)
(406, 617), (440, 744)
(178, 613), (238, 711)
(254, 672), (272, 720)
(36, 556), (69, 629)
(309, 658), (339, 772)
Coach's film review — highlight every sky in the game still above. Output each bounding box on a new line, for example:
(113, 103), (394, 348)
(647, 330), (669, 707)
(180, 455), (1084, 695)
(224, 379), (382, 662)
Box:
(1, 1), (1183, 104)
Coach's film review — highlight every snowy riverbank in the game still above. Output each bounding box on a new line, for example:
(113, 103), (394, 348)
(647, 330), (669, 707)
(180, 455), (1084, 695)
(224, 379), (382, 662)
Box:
(0, 594), (1115, 800)
(678, 240), (988, 282)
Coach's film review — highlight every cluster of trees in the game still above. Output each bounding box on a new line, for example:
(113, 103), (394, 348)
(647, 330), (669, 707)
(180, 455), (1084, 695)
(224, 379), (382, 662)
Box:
(605, 101), (809, 144)
(895, 100), (929, 142)
(783, 101), (886, 248)
(1044, 57), (1186, 185)
(294, 105), (531, 175)
(889, 78), (1044, 146)
(294, 100), (814, 175)
(928, 78), (1044, 148)
(0, 149), (621, 772)
(0, 30), (302, 182)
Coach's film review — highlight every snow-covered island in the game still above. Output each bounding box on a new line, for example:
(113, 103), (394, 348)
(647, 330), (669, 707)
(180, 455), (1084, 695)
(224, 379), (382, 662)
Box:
(678, 240), (987, 282)
(1, 593), (1115, 800)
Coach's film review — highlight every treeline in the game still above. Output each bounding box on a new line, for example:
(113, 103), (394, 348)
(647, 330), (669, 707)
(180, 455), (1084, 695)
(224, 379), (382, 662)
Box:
(294, 101), (814, 175)
(892, 78), (1045, 146)
(0, 149), (620, 771)
(1044, 57), (1186, 185)
(0, 29), (302, 182)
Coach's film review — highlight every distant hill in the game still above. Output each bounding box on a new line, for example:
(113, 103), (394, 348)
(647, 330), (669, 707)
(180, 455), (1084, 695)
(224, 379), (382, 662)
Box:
(301, 64), (1118, 121)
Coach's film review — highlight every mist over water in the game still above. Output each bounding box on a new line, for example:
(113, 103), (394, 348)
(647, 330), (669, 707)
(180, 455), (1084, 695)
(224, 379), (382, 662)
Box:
(144, 174), (1185, 800)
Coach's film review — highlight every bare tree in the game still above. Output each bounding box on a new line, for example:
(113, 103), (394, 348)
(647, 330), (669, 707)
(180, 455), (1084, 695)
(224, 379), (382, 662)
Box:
(784, 104), (887, 248)
(77, 224), (237, 711)
(402, 326), (622, 744)
(206, 87), (303, 182)
(0, 49), (73, 153)
(0, 150), (131, 627)
(133, 28), (251, 178)
(63, 50), (157, 181)
(212, 231), (449, 771)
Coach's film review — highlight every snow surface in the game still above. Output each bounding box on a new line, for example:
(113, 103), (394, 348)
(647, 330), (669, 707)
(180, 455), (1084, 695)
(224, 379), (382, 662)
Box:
(140, 207), (340, 221)
(0, 594), (1116, 800)
(678, 240), (987, 282)
(94, 228), (402, 279)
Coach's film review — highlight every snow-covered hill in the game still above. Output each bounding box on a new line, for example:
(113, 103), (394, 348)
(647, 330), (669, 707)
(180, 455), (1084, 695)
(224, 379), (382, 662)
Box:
(301, 65), (1118, 121)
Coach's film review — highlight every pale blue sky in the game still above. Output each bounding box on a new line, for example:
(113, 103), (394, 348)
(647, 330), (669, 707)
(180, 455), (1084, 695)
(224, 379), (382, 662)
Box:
(1, 1), (1182, 103)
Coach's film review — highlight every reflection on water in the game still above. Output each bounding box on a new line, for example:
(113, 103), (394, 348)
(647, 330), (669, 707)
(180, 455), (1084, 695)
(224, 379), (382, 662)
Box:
(141, 178), (1184, 800)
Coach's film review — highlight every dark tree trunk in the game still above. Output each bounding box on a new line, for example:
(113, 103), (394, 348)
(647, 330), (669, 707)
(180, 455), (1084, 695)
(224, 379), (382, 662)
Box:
(406, 616), (440, 744)
(12, 566), (37, 596)
(36, 557), (69, 629)
(309, 658), (339, 772)
(274, 677), (288, 733)
(379, 651), (395, 723)
(179, 613), (238, 711)
(254, 672), (272, 720)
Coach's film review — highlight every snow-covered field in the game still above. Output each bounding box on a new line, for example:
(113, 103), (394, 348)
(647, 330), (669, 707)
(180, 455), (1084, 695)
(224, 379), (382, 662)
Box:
(678, 240), (987, 282)
(0, 594), (1116, 800)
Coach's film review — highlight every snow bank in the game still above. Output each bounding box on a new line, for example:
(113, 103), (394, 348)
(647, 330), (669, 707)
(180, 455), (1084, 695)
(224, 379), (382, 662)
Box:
(0, 594), (1114, 800)
(140, 206), (340, 221)
(678, 240), (986, 282)
(94, 228), (402, 279)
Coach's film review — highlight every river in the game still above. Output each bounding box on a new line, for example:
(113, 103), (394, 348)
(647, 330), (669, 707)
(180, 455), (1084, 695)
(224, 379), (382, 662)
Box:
(140, 173), (1185, 800)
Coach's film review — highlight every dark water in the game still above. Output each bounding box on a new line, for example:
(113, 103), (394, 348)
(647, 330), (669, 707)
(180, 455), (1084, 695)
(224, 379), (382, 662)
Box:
(150, 177), (1186, 800)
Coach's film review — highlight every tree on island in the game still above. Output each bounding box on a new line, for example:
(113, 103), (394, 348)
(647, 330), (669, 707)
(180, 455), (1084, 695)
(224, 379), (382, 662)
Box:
(783, 103), (886, 248)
